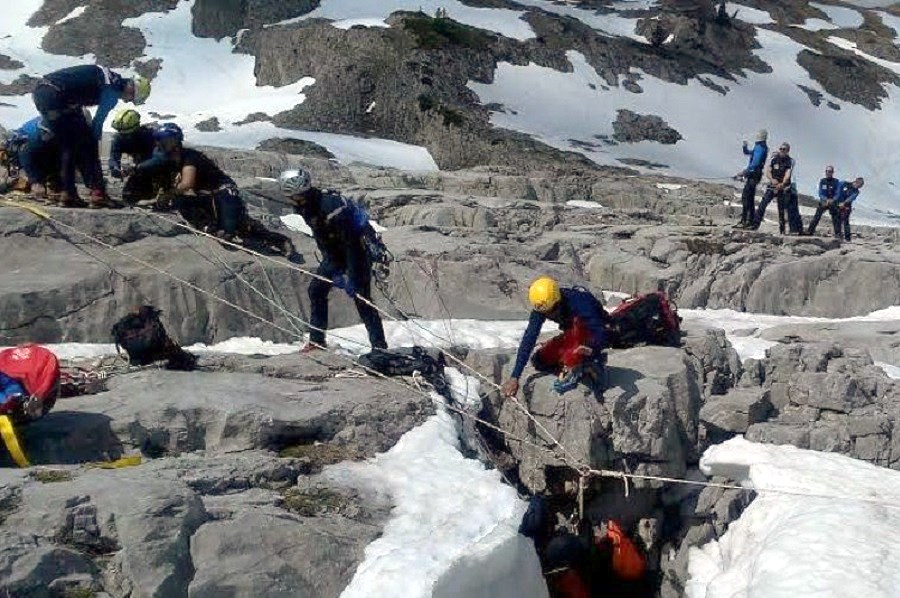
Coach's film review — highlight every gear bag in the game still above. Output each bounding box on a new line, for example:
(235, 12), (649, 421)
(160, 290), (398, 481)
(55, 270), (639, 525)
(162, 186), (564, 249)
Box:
(357, 346), (448, 396)
(111, 306), (196, 370)
(0, 344), (61, 421)
(606, 291), (681, 348)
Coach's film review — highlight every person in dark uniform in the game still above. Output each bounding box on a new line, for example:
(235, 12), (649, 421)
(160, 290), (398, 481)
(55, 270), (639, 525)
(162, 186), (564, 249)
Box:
(835, 177), (865, 242)
(278, 167), (388, 353)
(32, 65), (150, 207)
(149, 123), (295, 255)
(751, 142), (793, 233)
(108, 109), (162, 205)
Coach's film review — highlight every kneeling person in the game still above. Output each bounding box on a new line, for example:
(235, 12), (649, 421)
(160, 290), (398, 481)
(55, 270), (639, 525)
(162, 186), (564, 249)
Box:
(109, 109), (162, 205)
(278, 168), (388, 352)
(502, 277), (607, 397)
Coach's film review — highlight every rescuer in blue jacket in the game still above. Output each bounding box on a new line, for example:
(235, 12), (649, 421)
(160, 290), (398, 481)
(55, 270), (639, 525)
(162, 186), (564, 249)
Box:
(735, 129), (768, 228)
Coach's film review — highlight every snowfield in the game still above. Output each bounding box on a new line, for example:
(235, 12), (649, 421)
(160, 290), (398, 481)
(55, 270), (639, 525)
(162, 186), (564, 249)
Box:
(687, 436), (900, 598)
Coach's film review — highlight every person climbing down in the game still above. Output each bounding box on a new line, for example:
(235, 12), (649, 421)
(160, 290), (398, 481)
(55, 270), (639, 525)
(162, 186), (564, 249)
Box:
(751, 141), (793, 233)
(153, 123), (296, 257)
(807, 165), (841, 237)
(734, 129), (768, 228)
(278, 168), (388, 353)
(501, 277), (607, 397)
(109, 109), (161, 205)
(835, 177), (864, 242)
(32, 65), (150, 208)
(4, 116), (60, 200)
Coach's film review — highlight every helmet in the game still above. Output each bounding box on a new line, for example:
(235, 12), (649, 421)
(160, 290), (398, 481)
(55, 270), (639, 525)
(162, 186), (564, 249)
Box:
(111, 109), (141, 133)
(528, 276), (561, 313)
(154, 122), (183, 143)
(132, 77), (151, 105)
(278, 168), (312, 196)
(755, 129), (768, 142)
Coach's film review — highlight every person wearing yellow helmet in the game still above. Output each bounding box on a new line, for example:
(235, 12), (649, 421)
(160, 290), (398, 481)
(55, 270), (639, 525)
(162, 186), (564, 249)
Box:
(501, 277), (609, 397)
(109, 109), (163, 204)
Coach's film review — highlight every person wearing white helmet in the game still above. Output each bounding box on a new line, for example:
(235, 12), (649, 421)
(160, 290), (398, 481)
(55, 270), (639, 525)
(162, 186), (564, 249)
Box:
(735, 129), (768, 228)
(278, 168), (387, 353)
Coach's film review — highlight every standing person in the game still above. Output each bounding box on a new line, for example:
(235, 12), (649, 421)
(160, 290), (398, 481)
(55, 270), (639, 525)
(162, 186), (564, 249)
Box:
(835, 177), (864, 242)
(108, 109), (162, 205)
(501, 277), (607, 397)
(153, 123), (295, 255)
(785, 157), (804, 234)
(751, 142), (793, 233)
(32, 65), (150, 207)
(277, 168), (388, 353)
(807, 165), (841, 237)
(735, 129), (768, 228)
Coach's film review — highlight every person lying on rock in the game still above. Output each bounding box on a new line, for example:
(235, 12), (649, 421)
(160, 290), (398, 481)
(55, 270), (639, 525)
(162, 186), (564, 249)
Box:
(3, 116), (61, 200)
(152, 123), (296, 258)
(835, 176), (864, 242)
(807, 165), (841, 237)
(734, 129), (768, 229)
(278, 168), (388, 353)
(501, 276), (607, 397)
(751, 141), (793, 233)
(108, 109), (163, 206)
(32, 65), (151, 208)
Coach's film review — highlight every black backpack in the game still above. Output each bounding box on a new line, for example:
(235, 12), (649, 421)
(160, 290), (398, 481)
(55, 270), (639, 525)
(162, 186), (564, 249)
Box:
(111, 306), (196, 370)
(357, 346), (448, 397)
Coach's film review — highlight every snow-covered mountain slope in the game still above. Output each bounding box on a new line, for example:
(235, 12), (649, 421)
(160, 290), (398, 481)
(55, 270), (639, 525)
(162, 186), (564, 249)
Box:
(0, 0), (438, 171)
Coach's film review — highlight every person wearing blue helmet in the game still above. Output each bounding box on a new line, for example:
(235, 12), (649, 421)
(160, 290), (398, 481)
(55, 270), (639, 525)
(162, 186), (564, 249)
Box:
(147, 123), (295, 257)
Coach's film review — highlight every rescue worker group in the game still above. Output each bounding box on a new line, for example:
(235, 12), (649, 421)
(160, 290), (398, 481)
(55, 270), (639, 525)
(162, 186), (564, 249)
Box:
(0, 66), (867, 399)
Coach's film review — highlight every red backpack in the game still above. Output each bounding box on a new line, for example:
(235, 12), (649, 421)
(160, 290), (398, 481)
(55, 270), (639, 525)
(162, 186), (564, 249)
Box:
(0, 344), (60, 419)
(606, 291), (682, 348)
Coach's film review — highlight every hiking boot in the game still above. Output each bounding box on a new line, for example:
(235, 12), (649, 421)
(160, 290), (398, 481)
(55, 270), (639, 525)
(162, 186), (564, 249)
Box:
(59, 191), (86, 208)
(553, 367), (583, 395)
(300, 342), (323, 354)
(88, 189), (115, 209)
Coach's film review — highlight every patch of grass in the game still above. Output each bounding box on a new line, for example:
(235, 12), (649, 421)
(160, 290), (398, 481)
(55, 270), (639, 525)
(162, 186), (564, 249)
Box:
(31, 469), (74, 483)
(63, 588), (95, 598)
(281, 487), (348, 517)
(402, 13), (492, 51)
(278, 442), (359, 471)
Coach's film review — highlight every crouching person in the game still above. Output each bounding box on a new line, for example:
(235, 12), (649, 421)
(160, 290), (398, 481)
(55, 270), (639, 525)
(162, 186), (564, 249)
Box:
(502, 277), (607, 397)
(109, 109), (163, 205)
(153, 123), (295, 256)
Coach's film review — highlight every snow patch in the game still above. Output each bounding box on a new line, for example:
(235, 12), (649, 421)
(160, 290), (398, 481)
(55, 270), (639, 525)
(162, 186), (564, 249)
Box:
(566, 199), (605, 209)
(724, 3), (774, 25)
(56, 6), (87, 25)
(274, 0), (536, 41)
(656, 182), (684, 191)
(687, 437), (900, 598)
(803, 2), (865, 31)
(333, 380), (546, 598)
(513, 0), (647, 41)
(876, 361), (900, 380)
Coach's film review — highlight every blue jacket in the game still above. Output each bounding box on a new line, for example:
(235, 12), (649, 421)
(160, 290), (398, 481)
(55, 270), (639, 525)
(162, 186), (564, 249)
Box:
(743, 141), (768, 175)
(0, 372), (25, 413)
(43, 65), (127, 139)
(835, 181), (862, 206)
(13, 117), (55, 182)
(817, 177), (839, 202)
(511, 287), (607, 379)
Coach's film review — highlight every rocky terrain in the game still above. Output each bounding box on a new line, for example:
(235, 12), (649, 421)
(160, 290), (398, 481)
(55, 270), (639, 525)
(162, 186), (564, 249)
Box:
(1, 140), (899, 595)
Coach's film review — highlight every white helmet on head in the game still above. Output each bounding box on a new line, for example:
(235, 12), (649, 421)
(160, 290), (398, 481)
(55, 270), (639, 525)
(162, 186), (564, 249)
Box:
(278, 168), (312, 197)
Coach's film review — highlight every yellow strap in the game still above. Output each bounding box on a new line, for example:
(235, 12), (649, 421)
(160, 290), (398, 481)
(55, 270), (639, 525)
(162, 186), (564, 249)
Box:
(0, 197), (50, 220)
(85, 455), (142, 469)
(0, 415), (30, 468)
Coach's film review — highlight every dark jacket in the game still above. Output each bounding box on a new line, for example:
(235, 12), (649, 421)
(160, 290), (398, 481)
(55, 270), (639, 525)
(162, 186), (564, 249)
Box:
(768, 153), (792, 186)
(296, 189), (371, 280)
(109, 126), (157, 176)
(511, 287), (607, 378)
(42, 65), (127, 139)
